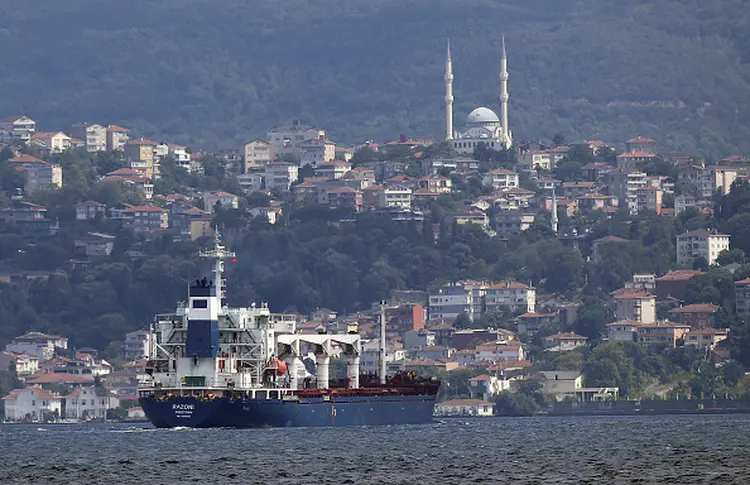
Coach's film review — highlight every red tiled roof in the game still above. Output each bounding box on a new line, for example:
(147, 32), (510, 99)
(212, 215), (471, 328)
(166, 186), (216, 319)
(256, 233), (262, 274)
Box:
(544, 332), (588, 340)
(595, 235), (628, 243)
(626, 137), (656, 144)
(617, 151), (655, 158)
(122, 205), (168, 213)
(668, 304), (720, 314)
(656, 270), (703, 281)
(8, 154), (45, 164)
(26, 371), (94, 384)
(470, 374), (491, 381)
(487, 360), (533, 371)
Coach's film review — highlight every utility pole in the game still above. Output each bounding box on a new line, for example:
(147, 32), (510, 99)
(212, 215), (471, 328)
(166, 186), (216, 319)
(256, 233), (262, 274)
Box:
(379, 300), (387, 385)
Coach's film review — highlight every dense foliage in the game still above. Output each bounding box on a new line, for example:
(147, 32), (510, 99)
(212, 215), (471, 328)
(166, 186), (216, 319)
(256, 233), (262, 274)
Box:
(0, 0), (749, 155)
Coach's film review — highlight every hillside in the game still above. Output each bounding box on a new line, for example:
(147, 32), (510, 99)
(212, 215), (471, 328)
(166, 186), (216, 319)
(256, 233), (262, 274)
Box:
(0, 0), (749, 155)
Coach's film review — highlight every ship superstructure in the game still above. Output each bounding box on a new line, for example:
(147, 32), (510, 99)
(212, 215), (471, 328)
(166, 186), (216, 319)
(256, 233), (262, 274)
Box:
(139, 232), (438, 428)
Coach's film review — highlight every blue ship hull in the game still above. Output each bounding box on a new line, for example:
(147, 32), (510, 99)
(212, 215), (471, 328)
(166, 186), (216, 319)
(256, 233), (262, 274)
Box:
(139, 394), (437, 428)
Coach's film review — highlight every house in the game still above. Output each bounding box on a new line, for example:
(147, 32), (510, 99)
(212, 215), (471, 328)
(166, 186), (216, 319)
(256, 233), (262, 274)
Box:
(539, 371), (583, 400)
(248, 206), (282, 225)
(100, 168), (154, 199)
(29, 131), (72, 153)
(582, 162), (613, 182)
(683, 329), (728, 350)
(124, 139), (158, 178)
(606, 320), (639, 342)
(121, 205), (169, 233)
(324, 186), (362, 211)
(655, 270), (703, 302)
(484, 281), (536, 313)
(635, 186), (663, 215)
(106, 125), (129, 151)
(64, 386), (119, 420)
(264, 162), (299, 192)
(0, 115), (36, 142)
(576, 193), (619, 213)
(668, 304), (720, 329)
(518, 150), (553, 172)
(203, 190), (239, 213)
(2, 387), (63, 422)
(483, 168), (519, 191)
(385, 304), (425, 335)
(237, 172), (265, 193)
(474, 342), (525, 362)
(612, 291), (656, 323)
(674, 194), (697, 215)
(0, 351), (40, 376)
(73, 232), (116, 258)
(493, 209), (535, 235)
(516, 312), (557, 335)
(341, 167), (376, 190)
(469, 374), (511, 400)
(636, 322), (691, 347)
(625, 136), (657, 154)
(243, 139), (274, 171)
(75, 201), (106, 221)
(71, 123), (107, 152)
(676, 229), (730, 266)
(5, 332), (68, 361)
(736, 278), (750, 316)
(7, 155), (63, 194)
(434, 399), (494, 417)
(624, 274), (656, 293)
(543, 332), (588, 352)
(562, 181), (597, 198)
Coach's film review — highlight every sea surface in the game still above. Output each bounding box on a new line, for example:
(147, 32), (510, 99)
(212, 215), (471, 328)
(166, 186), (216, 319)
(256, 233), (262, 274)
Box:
(1, 415), (748, 484)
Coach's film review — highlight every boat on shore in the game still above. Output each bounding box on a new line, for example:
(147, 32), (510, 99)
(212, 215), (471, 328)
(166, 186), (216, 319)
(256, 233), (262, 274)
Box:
(138, 232), (439, 428)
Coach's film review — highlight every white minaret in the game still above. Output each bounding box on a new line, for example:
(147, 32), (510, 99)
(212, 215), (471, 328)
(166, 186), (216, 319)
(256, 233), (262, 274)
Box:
(445, 39), (454, 141)
(500, 36), (510, 145)
(551, 186), (559, 234)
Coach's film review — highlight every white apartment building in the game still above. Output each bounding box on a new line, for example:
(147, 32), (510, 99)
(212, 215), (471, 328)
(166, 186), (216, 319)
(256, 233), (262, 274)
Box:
(264, 162), (299, 192)
(64, 386), (119, 420)
(0, 351), (40, 376)
(377, 186), (412, 209)
(0, 115), (36, 142)
(5, 332), (69, 361)
(360, 340), (405, 374)
(676, 229), (730, 266)
(299, 138), (336, 167)
(428, 280), (535, 321)
(243, 139), (274, 171)
(482, 168), (519, 191)
(71, 123), (107, 152)
(124, 330), (154, 361)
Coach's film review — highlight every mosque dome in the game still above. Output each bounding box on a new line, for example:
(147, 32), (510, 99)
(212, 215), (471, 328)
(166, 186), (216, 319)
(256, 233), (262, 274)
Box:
(466, 107), (500, 125)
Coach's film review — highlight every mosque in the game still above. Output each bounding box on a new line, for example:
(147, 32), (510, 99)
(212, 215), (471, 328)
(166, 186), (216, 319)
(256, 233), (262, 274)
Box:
(444, 38), (512, 153)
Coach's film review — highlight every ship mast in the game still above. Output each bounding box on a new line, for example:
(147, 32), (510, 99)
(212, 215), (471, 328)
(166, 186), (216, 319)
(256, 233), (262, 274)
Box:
(199, 230), (236, 308)
(379, 300), (386, 385)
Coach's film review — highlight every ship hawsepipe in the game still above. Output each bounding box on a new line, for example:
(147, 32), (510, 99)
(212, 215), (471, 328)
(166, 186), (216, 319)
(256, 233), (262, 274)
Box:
(139, 382), (439, 428)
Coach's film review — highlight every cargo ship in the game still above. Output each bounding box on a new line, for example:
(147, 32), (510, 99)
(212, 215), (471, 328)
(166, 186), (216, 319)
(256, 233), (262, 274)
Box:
(138, 232), (439, 428)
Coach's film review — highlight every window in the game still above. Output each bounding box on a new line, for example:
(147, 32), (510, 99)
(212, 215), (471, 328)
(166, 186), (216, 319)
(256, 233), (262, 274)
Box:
(192, 299), (208, 309)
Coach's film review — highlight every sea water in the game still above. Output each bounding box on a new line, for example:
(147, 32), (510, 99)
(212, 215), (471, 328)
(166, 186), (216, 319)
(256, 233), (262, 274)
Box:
(1, 415), (748, 484)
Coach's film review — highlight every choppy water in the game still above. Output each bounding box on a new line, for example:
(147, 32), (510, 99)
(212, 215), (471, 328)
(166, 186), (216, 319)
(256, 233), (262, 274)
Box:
(1, 415), (749, 484)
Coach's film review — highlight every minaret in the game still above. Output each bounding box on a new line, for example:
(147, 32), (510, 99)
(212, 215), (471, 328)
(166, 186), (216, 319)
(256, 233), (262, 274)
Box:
(551, 186), (559, 234)
(445, 39), (454, 141)
(500, 36), (510, 145)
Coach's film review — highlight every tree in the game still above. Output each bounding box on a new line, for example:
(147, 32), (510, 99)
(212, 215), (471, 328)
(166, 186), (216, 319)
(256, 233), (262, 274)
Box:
(574, 296), (608, 340)
(453, 313), (472, 330)
(552, 133), (566, 147)
(716, 248), (745, 266)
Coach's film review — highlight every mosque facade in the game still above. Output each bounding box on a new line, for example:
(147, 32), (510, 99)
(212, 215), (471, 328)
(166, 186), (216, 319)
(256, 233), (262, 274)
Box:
(444, 38), (512, 154)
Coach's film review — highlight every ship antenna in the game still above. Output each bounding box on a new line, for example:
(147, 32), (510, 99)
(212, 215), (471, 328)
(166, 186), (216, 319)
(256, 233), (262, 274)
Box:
(379, 300), (387, 385)
(199, 229), (236, 307)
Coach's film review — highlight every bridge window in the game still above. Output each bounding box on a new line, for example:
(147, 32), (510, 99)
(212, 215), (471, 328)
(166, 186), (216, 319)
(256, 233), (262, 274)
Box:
(192, 299), (208, 308)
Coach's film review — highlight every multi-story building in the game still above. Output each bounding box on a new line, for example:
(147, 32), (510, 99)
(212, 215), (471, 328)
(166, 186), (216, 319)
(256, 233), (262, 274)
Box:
(29, 132), (72, 153)
(616, 151), (655, 170)
(124, 330), (154, 361)
(576, 193), (618, 213)
(668, 304), (720, 329)
(5, 332), (69, 361)
(655, 270), (703, 301)
(625, 136), (657, 154)
(635, 322), (691, 347)
(635, 186), (663, 215)
(492, 209), (535, 235)
(7, 155), (63, 194)
(203, 190), (239, 213)
(606, 320), (639, 342)
(385, 303), (425, 336)
(75, 201), (106, 221)
(674, 194), (697, 215)
(73, 232), (116, 257)
(299, 138), (336, 166)
(562, 181), (597, 199)
(314, 161), (352, 180)
(99, 168), (154, 200)
(0, 351), (40, 376)
(71, 123), (107, 152)
(124, 139), (157, 178)
(106, 125), (129, 151)
(243, 139), (274, 172)
(607, 170), (647, 213)
(167, 144), (192, 172)
(683, 329), (728, 350)
(376, 186), (412, 209)
(484, 281), (536, 313)
(0, 115), (36, 142)
(1, 387), (63, 421)
(676, 229), (730, 266)
(324, 186), (362, 211)
(474, 342), (524, 363)
(517, 150), (552, 172)
(121, 205), (169, 233)
(542, 332), (588, 351)
(612, 291), (656, 323)
(736, 278), (750, 316)
(516, 312), (558, 335)
(417, 176), (452, 194)
(428, 284), (475, 320)
(679, 164), (738, 199)
(482, 168), (519, 191)
(263, 162), (299, 192)
(64, 386), (119, 420)
(267, 122), (325, 159)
